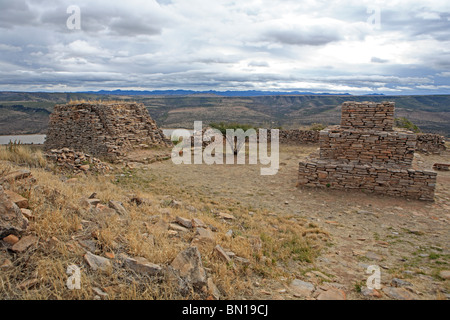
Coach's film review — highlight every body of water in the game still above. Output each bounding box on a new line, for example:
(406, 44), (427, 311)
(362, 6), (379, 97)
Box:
(0, 129), (193, 145)
(0, 134), (46, 145)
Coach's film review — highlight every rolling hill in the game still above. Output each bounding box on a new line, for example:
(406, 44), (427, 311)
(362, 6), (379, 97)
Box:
(0, 92), (449, 137)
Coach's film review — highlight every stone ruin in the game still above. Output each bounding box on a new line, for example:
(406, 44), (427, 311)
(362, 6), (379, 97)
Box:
(44, 101), (172, 161)
(298, 101), (437, 201)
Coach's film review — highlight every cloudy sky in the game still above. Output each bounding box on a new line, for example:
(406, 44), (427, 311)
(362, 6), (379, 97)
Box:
(1, 0), (450, 94)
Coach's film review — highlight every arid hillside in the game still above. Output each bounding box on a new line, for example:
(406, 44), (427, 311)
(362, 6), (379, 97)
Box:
(1, 92), (449, 136)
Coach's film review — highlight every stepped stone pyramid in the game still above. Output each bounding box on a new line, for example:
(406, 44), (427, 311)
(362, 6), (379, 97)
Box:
(298, 101), (437, 201)
(44, 101), (172, 161)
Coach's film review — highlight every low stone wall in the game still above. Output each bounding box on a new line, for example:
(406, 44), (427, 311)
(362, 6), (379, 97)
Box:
(298, 160), (436, 201)
(416, 133), (446, 154)
(319, 129), (416, 167)
(340, 101), (395, 131)
(278, 130), (319, 144)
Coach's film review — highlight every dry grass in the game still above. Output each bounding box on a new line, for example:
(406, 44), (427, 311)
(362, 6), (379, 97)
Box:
(0, 145), (327, 300)
(0, 144), (46, 168)
(67, 99), (127, 105)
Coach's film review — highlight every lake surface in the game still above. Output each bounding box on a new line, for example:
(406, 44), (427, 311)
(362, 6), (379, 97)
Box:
(0, 134), (46, 145)
(0, 129), (193, 145)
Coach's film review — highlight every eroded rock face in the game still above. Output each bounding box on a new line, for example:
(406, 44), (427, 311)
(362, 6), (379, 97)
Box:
(0, 186), (28, 238)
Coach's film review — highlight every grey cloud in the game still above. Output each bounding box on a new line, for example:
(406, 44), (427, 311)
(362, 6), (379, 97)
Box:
(0, 0), (38, 28)
(371, 57), (389, 63)
(248, 61), (269, 67)
(263, 28), (342, 46)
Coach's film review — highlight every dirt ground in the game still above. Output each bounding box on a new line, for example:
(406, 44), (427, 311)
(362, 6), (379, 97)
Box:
(127, 143), (450, 299)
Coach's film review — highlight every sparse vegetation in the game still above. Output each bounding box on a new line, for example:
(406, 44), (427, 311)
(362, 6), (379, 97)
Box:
(0, 143), (46, 168)
(395, 117), (421, 133)
(309, 123), (327, 131)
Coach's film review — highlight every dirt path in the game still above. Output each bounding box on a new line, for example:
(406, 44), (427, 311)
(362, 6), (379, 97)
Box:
(132, 144), (449, 299)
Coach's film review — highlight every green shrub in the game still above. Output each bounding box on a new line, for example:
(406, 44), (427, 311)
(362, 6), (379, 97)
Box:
(309, 123), (327, 131)
(395, 117), (421, 133)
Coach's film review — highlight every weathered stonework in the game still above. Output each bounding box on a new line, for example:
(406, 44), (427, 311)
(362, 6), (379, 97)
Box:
(416, 133), (446, 154)
(44, 102), (172, 161)
(298, 101), (437, 201)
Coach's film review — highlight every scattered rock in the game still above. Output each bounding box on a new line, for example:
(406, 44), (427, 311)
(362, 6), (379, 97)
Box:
(86, 198), (101, 207)
(176, 216), (193, 229)
(191, 218), (206, 228)
(78, 239), (99, 253)
(439, 270), (450, 280)
(316, 287), (346, 300)
(382, 286), (417, 300)
(168, 200), (182, 209)
(191, 227), (216, 249)
(92, 287), (109, 299)
(84, 251), (112, 271)
(130, 196), (150, 206)
(361, 286), (382, 298)
(3, 234), (19, 245)
(3, 190), (28, 209)
(163, 265), (191, 296)
(104, 252), (115, 259)
(0, 170), (32, 184)
(234, 256), (250, 265)
(207, 278), (221, 300)
(124, 256), (162, 276)
(391, 278), (412, 287)
(108, 200), (128, 216)
(171, 246), (207, 288)
(225, 230), (233, 238)
(217, 212), (235, 220)
(214, 245), (231, 263)
(20, 208), (33, 220)
(169, 223), (189, 233)
(289, 279), (315, 298)
(12, 235), (38, 253)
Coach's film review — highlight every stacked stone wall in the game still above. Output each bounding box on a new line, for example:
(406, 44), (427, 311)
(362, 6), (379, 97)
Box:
(44, 102), (172, 160)
(298, 101), (437, 201)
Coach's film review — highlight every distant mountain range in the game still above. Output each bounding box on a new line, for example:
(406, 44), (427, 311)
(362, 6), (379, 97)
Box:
(81, 89), (357, 97)
(1, 91), (449, 137)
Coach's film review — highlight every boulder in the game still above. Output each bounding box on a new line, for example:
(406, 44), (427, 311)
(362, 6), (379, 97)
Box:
(4, 190), (28, 209)
(108, 200), (128, 216)
(11, 235), (38, 253)
(171, 246), (207, 288)
(289, 279), (315, 298)
(84, 251), (112, 271)
(0, 186), (28, 238)
(124, 256), (162, 276)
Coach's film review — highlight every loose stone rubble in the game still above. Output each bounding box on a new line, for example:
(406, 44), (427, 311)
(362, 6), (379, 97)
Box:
(298, 101), (437, 201)
(416, 133), (446, 154)
(45, 148), (111, 173)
